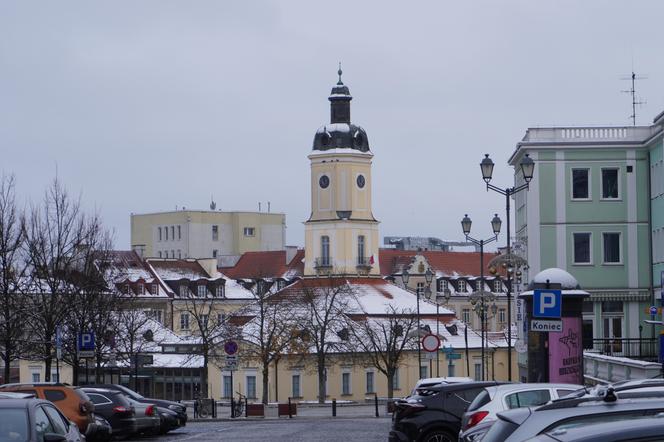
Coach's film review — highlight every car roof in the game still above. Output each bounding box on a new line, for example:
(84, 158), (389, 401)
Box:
(532, 415), (664, 441)
(487, 383), (582, 395)
(81, 387), (119, 394)
(0, 398), (45, 407)
(428, 381), (508, 392)
(0, 392), (36, 399)
(417, 377), (473, 384)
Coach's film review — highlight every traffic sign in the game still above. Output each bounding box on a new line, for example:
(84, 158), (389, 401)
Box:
(533, 289), (562, 318)
(225, 355), (238, 371)
(78, 332), (95, 358)
(421, 334), (440, 352)
(531, 319), (563, 332)
(650, 306), (658, 316)
(224, 341), (238, 356)
(446, 353), (462, 360)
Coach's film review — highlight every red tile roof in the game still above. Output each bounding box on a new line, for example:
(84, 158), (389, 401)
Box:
(220, 249), (304, 279)
(378, 249), (498, 277)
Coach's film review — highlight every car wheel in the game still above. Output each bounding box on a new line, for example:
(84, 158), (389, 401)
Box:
(423, 430), (456, 442)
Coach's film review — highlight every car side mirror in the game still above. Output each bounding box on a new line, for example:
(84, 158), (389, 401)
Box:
(43, 434), (67, 442)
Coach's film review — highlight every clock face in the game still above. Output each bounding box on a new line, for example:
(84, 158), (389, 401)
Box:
(356, 174), (366, 188)
(319, 175), (330, 189)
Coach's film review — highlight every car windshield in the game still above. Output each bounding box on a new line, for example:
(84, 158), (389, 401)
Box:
(116, 385), (144, 399)
(0, 409), (29, 442)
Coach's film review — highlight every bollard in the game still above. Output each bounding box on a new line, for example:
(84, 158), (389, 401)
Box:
(245, 396), (249, 418)
(332, 398), (337, 417)
(231, 397), (235, 419)
(374, 394), (379, 418)
(288, 397), (292, 419)
(213, 398), (217, 418)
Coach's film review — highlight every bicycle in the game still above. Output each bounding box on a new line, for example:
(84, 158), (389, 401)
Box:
(232, 392), (246, 418)
(195, 397), (209, 419)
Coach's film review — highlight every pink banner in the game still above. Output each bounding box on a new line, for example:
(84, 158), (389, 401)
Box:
(548, 317), (583, 384)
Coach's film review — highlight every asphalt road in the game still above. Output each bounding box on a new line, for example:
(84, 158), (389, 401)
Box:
(127, 417), (391, 441)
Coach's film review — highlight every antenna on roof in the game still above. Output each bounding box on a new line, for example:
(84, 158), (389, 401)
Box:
(621, 68), (647, 126)
(210, 195), (216, 211)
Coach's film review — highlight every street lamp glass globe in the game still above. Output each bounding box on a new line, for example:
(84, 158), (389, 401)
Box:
(401, 269), (410, 285)
(491, 213), (502, 236)
(461, 214), (472, 236)
(425, 268), (434, 284)
(520, 153), (535, 183)
(481, 154), (495, 183)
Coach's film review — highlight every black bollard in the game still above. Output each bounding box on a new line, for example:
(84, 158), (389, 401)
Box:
(288, 397), (292, 419)
(332, 398), (337, 417)
(231, 397), (235, 419)
(245, 396), (248, 418)
(374, 394), (379, 417)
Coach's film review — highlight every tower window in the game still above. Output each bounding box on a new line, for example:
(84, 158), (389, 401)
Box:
(321, 236), (330, 266)
(356, 175), (366, 189)
(357, 235), (366, 264)
(158, 227), (162, 241)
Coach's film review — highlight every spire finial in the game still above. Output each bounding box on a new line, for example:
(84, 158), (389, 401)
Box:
(337, 62), (343, 85)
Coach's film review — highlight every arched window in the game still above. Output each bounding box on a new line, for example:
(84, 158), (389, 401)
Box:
(321, 236), (330, 266)
(357, 235), (365, 264)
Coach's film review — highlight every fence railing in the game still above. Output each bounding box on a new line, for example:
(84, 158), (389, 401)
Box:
(588, 338), (658, 360)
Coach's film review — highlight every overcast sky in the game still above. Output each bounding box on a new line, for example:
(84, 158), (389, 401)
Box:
(2, 1), (663, 251)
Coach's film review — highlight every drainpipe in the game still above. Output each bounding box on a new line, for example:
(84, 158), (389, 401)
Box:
(647, 149), (657, 340)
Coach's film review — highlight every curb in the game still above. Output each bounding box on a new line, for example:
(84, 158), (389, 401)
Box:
(188, 415), (391, 423)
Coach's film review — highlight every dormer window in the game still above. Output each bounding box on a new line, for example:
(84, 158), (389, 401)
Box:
(179, 284), (189, 297)
(197, 285), (207, 297)
(437, 279), (448, 292)
(124, 284), (131, 295)
(216, 285), (225, 298)
(151, 283), (158, 295)
(457, 280), (466, 293)
(493, 279), (503, 293)
(137, 284), (145, 295)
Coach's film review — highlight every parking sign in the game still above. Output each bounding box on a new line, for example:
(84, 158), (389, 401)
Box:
(533, 289), (562, 318)
(78, 332), (95, 358)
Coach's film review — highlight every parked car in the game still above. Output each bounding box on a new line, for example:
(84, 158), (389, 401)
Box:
(0, 383), (94, 434)
(523, 414), (664, 441)
(88, 383), (187, 427)
(81, 387), (138, 438)
(409, 377), (473, 396)
(124, 396), (161, 435)
(88, 414), (112, 442)
(458, 418), (496, 442)
(156, 406), (181, 434)
(390, 381), (507, 442)
(481, 384), (664, 442)
(0, 397), (84, 442)
(459, 382), (582, 438)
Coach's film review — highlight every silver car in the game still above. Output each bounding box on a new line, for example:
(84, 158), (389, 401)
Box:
(125, 397), (160, 435)
(460, 383), (582, 437)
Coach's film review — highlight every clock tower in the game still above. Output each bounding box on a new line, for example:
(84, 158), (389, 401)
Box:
(304, 68), (380, 277)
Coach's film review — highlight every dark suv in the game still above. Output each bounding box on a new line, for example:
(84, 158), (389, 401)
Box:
(390, 381), (506, 442)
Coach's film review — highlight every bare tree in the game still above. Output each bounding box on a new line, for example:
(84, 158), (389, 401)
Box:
(176, 282), (233, 398)
(294, 277), (355, 404)
(239, 278), (299, 404)
(114, 298), (155, 391)
(0, 173), (28, 383)
(22, 178), (103, 381)
(347, 306), (419, 399)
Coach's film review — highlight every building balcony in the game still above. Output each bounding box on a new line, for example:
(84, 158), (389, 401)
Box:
(314, 257), (332, 275)
(356, 257), (372, 275)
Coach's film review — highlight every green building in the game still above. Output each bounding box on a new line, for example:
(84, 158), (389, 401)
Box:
(509, 113), (664, 353)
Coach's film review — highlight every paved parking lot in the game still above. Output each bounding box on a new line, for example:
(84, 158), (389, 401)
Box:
(126, 416), (391, 442)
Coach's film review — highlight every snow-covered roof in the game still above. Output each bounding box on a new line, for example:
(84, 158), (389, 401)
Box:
(344, 279), (454, 315)
(530, 268), (581, 289)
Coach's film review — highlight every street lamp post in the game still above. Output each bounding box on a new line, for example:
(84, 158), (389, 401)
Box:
(480, 153), (535, 381)
(461, 214), (502, 381)
(436, 291), (451, 377)
(402, 267), (434, 379)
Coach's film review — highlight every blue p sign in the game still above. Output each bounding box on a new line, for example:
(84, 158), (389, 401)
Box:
(78, 332), (95, 351)
(533, 289), (562, 318)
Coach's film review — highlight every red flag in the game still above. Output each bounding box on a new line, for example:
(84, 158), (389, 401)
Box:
(369, 254), (375, 265)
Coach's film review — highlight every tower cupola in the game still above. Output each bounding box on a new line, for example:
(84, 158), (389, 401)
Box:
(312, 66), (370, 153)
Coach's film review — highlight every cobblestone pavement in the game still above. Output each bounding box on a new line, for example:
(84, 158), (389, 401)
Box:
(126, 416), (391, 442)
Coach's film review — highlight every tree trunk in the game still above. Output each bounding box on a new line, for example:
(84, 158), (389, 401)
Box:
(261, 364), (269, 405)
(386, 371), (394, 399)
(201, 354), (209, 398)
(44, 352), (52, 382)
(2, 352), (10, 384)
(317, 356), (326, 404)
